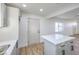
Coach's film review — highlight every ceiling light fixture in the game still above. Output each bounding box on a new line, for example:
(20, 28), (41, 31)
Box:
(22, 4), (27, 7)
(40, 8), (43, 12)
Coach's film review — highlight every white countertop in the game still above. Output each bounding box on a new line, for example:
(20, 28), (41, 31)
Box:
(41, 34), (75, 45)
(0, 39), (18, 55)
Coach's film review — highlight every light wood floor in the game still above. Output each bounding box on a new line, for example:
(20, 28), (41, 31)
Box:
(19, 43), (44, 55)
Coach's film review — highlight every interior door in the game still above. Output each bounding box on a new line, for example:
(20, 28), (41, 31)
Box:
(28, 18), (40, 45)
(18, 17), (29, 48)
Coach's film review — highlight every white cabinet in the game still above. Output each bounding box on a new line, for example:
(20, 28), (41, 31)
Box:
(11, 45), (17, 55)
(44, 40), (56, 55)
(44, 39), (75, 55)
(41, 34), (75, 55)
(11, 42), (19, 55)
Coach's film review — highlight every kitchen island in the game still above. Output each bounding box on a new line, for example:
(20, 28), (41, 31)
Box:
(41, 34), (75, 55)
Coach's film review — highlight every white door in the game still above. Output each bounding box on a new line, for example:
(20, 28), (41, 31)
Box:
(28, 18), (40, 45)
(18, 17), (29, 48)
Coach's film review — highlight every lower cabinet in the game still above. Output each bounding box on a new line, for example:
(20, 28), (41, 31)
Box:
(44, 39), (75, 55)
(11, 41), (19, 55)
(11, 45), (16, 55)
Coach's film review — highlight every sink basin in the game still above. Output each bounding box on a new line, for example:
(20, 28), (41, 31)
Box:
(0, 45), (10, 55)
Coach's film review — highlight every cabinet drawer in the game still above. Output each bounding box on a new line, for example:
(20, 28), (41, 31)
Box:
(56, 46), (66, 55)
(57, 42), (67, 48)
(56, 43), (67, 55)
(67, 40), (74, 45)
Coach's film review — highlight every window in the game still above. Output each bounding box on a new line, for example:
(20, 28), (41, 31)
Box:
(55, 22), (64, 32)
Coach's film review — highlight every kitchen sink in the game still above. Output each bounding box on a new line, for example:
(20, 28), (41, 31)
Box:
(0, 45), (10, 55)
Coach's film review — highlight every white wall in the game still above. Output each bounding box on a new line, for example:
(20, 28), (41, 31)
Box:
(40, 19), (52, 42)
(0, 6), (19, 42)
(40, 19), (51, 35)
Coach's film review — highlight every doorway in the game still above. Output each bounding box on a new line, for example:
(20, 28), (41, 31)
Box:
(28, 18), (40, 45)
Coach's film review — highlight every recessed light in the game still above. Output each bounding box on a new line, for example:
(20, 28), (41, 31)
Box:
(40, 8), (43, 12)
(22, 4), (27, 7)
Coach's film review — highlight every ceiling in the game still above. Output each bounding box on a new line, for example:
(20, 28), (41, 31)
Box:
(57, 8), (79, 19)
(7, 3), (79, 18)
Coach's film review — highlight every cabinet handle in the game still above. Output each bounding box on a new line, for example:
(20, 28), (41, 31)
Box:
(60, 45), (65, 47)
(70, 41), (73, 43)
(71, 45), (74, 51)
(62, 50), (65, 55)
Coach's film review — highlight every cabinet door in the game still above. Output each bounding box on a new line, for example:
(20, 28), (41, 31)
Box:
(56, 45), (66, 55)
(66, 40), (75, 55)
(56, 43), (67, 55)
(11, 45), (16, 55)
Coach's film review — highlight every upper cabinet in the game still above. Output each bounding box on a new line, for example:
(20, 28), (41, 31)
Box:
(0, 3), (7, 28)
